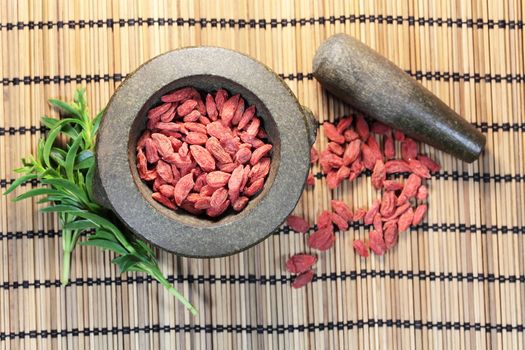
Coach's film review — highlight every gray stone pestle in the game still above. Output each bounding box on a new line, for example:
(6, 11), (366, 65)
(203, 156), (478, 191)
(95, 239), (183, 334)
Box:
(312, 33), (486, 163)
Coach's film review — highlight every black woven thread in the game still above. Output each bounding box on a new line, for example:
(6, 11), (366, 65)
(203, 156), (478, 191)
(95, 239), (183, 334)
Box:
(0, 318), (522, 340)
(2, 220), (524, 245)
(1, 70), (525, 87)
(0, 15), (523, 31)
(1, 267), (524, 292)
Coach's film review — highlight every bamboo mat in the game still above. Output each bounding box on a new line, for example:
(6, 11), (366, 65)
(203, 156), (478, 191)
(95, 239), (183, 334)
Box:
(1, 0), (525, 349)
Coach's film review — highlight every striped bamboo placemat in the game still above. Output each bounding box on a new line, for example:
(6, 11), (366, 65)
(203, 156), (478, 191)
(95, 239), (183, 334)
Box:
(1, 0), (524, 349)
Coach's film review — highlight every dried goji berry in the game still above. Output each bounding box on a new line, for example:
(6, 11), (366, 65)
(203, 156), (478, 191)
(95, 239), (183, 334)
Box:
(331, 200), (353, 222)
(286, 254), (317, 274)
(412, 204), (427, 226)
(291, 270), (314, 289)
(307, 226), (335, 251)
(353, 240), (370, 257)
(323, 123), (345, 144)
(287, 215), (310, 233)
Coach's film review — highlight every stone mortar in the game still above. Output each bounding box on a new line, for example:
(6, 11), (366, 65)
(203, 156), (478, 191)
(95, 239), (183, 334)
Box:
(94, 47), (317, 258)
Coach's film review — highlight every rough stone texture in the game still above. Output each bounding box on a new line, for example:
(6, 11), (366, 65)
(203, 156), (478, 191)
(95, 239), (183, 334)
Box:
(95, 47), (316, 258)
(313, 33), (486, 163)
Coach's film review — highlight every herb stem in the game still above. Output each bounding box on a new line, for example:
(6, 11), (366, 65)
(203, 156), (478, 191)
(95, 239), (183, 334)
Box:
(143, 263), (198, 316)
(60, 243), (73, 286)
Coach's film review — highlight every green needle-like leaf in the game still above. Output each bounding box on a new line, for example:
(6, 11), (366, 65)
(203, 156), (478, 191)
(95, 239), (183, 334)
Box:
(3, 174), (39, 195)
(49, 98), (83, 120)
(82, 239), (128, 255)
(74, 150), (94, 170)
(43, 126), (63, 168)
(14, 188), (64, 202)
(65, 136), (83, 182)
(62, 219), (95, 231)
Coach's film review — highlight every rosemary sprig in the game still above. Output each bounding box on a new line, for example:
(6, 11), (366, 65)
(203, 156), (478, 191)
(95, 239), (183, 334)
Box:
(3, 88), (197, 315)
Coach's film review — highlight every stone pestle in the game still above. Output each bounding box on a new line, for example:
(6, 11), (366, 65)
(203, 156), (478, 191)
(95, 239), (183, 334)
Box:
(313, 33), (486, 163)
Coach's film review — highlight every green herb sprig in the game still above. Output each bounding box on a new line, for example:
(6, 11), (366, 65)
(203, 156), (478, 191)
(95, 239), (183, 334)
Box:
(4, 88), (197, 315)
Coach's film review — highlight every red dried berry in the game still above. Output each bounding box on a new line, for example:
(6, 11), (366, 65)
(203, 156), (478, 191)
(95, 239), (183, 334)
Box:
(382, 180), (404, 191)
(342, 139), (361, 166)
(148, 103), (172, 121)
(369, 230), (386, 255)
(382, 202), (411, 221)
(355, 116), (369, 140)
(173, 173), (194, 206)
(220, 94), (240, 126)
(161, 87), (196, 103)
(210, 187), (228, 209)
(205, 136), (233, 164)
(361, 144), (377, 170)
(412, 204), (428, 226)
(344, 129), (360, 142)
(364, 199), (380, 225)
(401, 138), (418, 161)
(331, 200), (353, 222)
(394, 130), (405, 141)
(366, 136), (383, 161)
(328, 142), (344, 156)
(326, 171), (340, 190)
(383, 222), (398, 249)
(234, 146), (252, 164)
(306, 173), (315, 186)
(385, 160), (411, 174)
(353, 208), (366, 222)
(287, 215), (310, 233)
(291, 270), (314, 289)
(331, 212), (349, 231)
(336, 166), (351, 181)
(310, 146), (319, 164)
(158, 184), (175, 199)
(214, 89), (228, 111)
(190, 145), (216, 172)
(232, 196), (249, 212)
(230, 96), (245, 126)
(371, 159), (386, 190)
(353, 240), (370, 257)
(177, 99), (198, 117)
(379, 191), (396, 218)
(397, 174), (421, 205)
(205, 93), (218, 121)
(286, 254), (317, 274)
(185, 132), (208, 145)
(144, 138), (160, 163)
(384, 135), (395, 160)
(371, 121), (391, 135)
(416, 185), (429, 200)
(373, 213), (383, 233)
(206, 171), (231, 188)
(323, 123), (345, 144)
(243, 178), (264, 196)
(307, 226), (335, 251)
(156, 160), (174, 183)
(250, 144), (272, 166)
(417, 155), (441, 173)
(408, 159), (430, 178)
(317, 210), (333, 228)
(398, 207), (414, 231)
(206, 199), (230, 217)
(152, 192), (176, 209)
(237, 105), (256, 130)
(336, 116), (353, 133)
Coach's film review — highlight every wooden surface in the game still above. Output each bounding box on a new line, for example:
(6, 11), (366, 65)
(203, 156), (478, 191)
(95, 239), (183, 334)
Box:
(1, 0), (524, 349)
